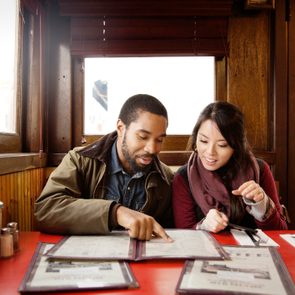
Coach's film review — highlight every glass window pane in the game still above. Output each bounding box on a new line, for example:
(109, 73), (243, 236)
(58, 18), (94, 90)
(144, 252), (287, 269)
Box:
(0, 0), (19, 134)
(84, 57), (214, 135)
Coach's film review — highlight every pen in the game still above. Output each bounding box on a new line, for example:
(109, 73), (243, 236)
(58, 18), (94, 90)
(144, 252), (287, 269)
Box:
(228, 223), (261, 246)
(228, 223), (258, 234)
(245, 230), (261, 246)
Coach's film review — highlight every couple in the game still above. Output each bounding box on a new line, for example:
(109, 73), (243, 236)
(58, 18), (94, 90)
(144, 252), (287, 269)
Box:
(34, 94), (287, 241)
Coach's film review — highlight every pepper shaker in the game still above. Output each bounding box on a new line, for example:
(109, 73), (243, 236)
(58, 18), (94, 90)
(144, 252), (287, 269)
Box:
(7, 222), (20, 252)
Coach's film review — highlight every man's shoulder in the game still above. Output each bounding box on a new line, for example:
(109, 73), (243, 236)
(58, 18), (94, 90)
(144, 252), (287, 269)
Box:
(157, 161), (175, 182)
(76, 131), (117, 160)
(63, 147), (97, 167)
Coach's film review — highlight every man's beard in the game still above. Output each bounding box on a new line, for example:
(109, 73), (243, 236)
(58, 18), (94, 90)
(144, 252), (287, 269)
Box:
(121, 136), (154, 174)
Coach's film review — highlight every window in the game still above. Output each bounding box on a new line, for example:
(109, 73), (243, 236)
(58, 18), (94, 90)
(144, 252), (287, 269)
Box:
(0, 0), (21, 152)
(84, 56), (214, 135)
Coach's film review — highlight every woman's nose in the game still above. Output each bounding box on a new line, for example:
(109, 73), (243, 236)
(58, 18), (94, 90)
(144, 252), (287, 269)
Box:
(207, 144), (216, 155)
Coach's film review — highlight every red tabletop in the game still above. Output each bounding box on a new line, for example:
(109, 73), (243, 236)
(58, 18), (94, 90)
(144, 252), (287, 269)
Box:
(0, 231), (294, 295)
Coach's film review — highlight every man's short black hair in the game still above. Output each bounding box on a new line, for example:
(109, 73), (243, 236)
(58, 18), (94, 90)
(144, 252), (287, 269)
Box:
(118, 94), (168, 127)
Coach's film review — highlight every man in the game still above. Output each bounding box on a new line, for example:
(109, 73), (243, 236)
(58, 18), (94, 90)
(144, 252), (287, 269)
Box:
(34, 94), (174, 241)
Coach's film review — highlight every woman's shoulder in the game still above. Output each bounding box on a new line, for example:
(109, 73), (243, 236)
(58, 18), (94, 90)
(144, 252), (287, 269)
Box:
(256, 157), (266, 171)
(175, 164), (188, 178)
(255, 157), (272, 173)
(255, 157), (274, 182)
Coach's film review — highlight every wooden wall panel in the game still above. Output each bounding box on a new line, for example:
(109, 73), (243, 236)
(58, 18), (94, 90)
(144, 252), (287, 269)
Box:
(70, 16), (229, 57)
(0, 168), (45, 231)
(59, 0), (233, 17)
(47, 1), (73, 154)
(287, 0), (295, 228)
(227, 12), (271, 150)
(72, 57), (84, 147)
(274, 0), (288, 212)
(23, 7), (42, 152)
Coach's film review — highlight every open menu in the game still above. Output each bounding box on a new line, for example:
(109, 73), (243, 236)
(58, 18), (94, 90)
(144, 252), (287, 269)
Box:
(45, 229), (229, 261)
(176, 245), (295, 295)
(280, 234), (295, 247)
(18, 243), (139, 293)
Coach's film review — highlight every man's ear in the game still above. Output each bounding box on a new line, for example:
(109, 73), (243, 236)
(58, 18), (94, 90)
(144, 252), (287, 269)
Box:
(116, 119), (125, 137)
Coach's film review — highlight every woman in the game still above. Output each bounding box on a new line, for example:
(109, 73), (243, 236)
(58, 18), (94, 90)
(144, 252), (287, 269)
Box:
(172, 101), (287, 232)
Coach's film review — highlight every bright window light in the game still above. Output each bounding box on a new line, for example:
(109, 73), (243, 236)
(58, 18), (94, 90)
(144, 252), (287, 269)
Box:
(0, 0), (19, 134)
(84, 57), (214, 135)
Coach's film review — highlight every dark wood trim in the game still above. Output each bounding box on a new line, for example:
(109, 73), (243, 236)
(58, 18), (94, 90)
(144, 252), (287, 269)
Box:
(159, 151), (192, 166)
(70, 16), (229, 57)
(0, 133), (21, 153)
(82, 135), (191, 151)
(215, 57), (227, 101)
(245, 0), (275, 10)
(22, 3), (44, 153)
(72, 57), (84, 147)
(47, 153), (66, 166)
(252, 150), (275, 165)
(48, 150), (276, 168)
(287, 0), (295, 227)
(274, 0), (288, 205)
(0, 153), (47, 175)
(46, 1), (73, 153)
(58, 0), (233, 17)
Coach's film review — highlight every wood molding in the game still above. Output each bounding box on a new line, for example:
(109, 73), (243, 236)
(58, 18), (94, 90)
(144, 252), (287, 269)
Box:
(0, 153), (47, 175)
(59, 0), (233, 17)
(48, 150), (275, 167)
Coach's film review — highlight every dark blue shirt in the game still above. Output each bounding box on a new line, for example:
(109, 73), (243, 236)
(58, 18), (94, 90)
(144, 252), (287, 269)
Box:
(104, 141), (147, 211)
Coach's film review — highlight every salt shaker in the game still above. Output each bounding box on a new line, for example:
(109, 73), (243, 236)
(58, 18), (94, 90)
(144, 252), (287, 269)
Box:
(7, 222), (20, 252)
(0, 227), (14, 258)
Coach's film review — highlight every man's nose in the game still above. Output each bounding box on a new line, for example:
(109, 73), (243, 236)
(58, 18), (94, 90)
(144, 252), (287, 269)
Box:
(144, 140), (159, 154)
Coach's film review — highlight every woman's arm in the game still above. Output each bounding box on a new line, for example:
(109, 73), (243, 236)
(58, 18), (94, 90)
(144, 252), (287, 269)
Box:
(172, 170), (199, 229)
(255, 161), (288, 229)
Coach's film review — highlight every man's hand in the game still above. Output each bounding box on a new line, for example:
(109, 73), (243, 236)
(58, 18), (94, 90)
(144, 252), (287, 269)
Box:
(116, 206), (173, 242)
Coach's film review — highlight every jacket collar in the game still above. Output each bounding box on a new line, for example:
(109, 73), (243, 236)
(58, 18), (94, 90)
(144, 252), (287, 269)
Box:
(78, 131), (168, 182)
(78, 131), (117, 161)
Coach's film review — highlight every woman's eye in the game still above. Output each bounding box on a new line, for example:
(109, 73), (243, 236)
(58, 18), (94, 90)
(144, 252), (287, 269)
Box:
(200, 139), (207, 144)
(138, 135), (147, 140)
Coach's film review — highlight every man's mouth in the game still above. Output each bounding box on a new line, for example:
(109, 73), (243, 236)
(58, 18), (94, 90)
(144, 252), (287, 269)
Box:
(138, 155), (153, 165)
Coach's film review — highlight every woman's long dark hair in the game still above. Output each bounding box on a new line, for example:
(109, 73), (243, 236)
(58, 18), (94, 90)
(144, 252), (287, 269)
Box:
(189, 101), (253, 222)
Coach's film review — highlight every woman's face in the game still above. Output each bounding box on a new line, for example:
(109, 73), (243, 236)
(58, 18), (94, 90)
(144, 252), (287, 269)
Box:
(196, 119), (234, 171)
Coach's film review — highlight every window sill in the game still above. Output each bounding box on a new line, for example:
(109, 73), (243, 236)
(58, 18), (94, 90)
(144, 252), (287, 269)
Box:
(0, 153), (47, 175)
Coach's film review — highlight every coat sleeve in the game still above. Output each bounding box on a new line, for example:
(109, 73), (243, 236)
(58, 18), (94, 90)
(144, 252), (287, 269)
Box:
(172, 170), (199, 229)
(255, 161), (288, 230)
(34, 150), (114, 235)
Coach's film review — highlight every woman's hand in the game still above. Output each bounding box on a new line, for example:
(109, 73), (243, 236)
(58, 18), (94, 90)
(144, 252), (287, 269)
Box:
(200, 209), (228, 233)
(232, 180), (266, 203)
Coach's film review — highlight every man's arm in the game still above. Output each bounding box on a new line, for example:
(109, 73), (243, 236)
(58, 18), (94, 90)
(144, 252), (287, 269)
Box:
(34, 150), (113, 235)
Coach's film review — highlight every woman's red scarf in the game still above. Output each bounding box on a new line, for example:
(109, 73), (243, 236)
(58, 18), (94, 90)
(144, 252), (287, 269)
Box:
(187, 152), (260, 218)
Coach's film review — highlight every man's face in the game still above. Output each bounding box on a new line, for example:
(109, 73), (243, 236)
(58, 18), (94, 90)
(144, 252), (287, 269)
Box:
(116, 111), (168, 174)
